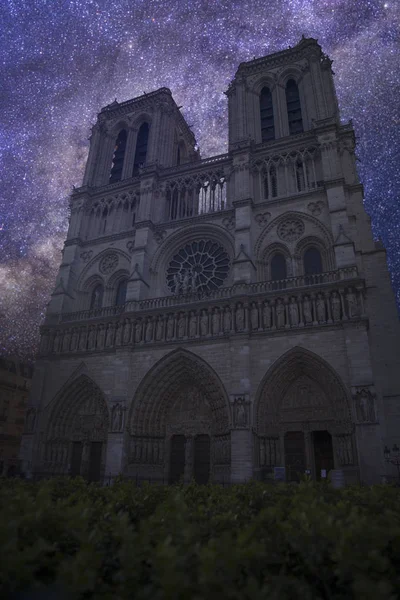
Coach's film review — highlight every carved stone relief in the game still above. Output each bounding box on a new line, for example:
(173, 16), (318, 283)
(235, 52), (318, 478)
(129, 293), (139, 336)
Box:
(277, 218), (305, 242)
(231, 395), (250, 429)
(255, 212), (271, 227)
(99, 252), (119, 274)
(352, 386), (376, 423)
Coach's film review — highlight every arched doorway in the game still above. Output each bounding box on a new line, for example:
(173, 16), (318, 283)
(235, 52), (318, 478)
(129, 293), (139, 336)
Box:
(127, 349), (231, 484)
(255, 347), (356, 482)
(43, 375), (109, 482)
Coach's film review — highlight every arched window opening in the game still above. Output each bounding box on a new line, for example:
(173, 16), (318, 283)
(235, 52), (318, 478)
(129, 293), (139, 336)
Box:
(90, 284), (104, 310)
(102, 207), (108, 233)
(286, 79), (303, 135)
(296, 160), (305, 192)
(109, 129), (127, 183)
(304, 247), (323, 275)
(260, 87), (275, 142)
(177, 146), (181, 166)
(271, 253), (287, 281)
(115, 279), (128, 306)
(263, 172), (269, 199)
(133, 122), (149, 176)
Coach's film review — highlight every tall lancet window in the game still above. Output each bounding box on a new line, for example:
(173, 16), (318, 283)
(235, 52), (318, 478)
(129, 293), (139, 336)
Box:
(260, 87), (275, 142)
(109, 129), (127, 183)
(286, 79), (303, 135)
(90, 284), (104, 310)
(133, 122), (149, 175)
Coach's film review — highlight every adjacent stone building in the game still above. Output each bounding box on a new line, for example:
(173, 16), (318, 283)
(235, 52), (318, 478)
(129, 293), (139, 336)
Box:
(1, 356), (34, 476)
(21, 37), (400, 485)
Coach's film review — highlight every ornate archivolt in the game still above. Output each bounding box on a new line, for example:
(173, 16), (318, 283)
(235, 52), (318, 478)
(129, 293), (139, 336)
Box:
(255, 346), (352, 436)
(43, 374), (109, 472)
(128, 349), (231, 439)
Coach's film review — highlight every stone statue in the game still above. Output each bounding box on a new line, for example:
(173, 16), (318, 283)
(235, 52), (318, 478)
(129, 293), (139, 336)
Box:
(289, 297), (299, 327)
(303, 296), (312, 324)
(123, 320), (131, 345)
(200, 310), (208, 336)
(336, 435), (353, 466)
(212, 308), (220, 335)
(235, 400), (247, 427)
(156, 316), (164, 341)
(316, 294), (326, 322)
(331, 291), (341, 321)
(223, 307), (231, 332)
(62, 330), (71, 352)
(167, 314), (175, 339)
(106, 324), (114, 347)
(145, 318), (153, 342)
(263, 301), (271, 329)
(178, 313), (186, 338)
(71, 329), (79, 351)
(134, 320), (142, 343)
(87, 327), (96, 349)
(276, 299), (285, 328)
(97, 325), (105, 349)
(79, 329), (87, 351)
(357, 389), (374, 422)
(190, 268), (199, 291)
(346, 288), (358, 318)
(251, 303), (258, 330)
(115, 323), (123, 346)
(236, 304), (245, 331)
(189, 312), (197, 337)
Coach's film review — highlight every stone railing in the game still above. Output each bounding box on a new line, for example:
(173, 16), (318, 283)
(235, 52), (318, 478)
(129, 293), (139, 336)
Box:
(40, 280), (366, 357)
(59, 266), (359, 324)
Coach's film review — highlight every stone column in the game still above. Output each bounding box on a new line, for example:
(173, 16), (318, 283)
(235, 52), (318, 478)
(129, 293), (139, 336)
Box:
(230, 395), (253, 483)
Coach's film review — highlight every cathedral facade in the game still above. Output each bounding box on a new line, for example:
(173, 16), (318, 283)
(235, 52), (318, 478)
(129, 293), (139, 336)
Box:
(21, 37), (400, 485)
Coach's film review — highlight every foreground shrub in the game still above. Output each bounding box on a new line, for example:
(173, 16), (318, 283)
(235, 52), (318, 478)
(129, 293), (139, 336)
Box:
(1, 478), (399, 599)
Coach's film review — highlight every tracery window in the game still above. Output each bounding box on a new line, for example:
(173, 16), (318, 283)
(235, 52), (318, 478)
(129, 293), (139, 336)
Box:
(109, 129), (127, 183)
(263, 164), (278, 200)
(296, 160), (306, 192)
(133, 122), (149, 176)
(303, 247), (323, 275)
(286, 79), (303, 135)
(270, 253), (287, 281)
(260, 87), (275, 142)
(115, 279), (128, 306)
(90, 284), (104, 310)
(166, 240), (230, 294)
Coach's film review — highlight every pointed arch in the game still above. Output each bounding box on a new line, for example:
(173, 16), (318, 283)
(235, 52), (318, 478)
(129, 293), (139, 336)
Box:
(128, 348), (231, 437)
(254, 346), (352, 435)
(43, 374), (109, 478)
(133, 122), (150, 175)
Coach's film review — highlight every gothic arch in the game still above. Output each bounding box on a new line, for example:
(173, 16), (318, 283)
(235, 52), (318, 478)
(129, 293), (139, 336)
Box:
(78, 248), (131, 290)
(43, 374), (109, 477)
(254, 346), (352, 435)
(276, 65), (304, 88)
(254, 210), (334, 261)
(258, 241), (292, 280)
(128, 348), (231, 437)
(294, 235), (334, 273)
(108, 119), (130, 136)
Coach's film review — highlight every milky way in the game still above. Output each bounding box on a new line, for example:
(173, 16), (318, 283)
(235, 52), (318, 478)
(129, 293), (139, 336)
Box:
(0, 0), (399, 360)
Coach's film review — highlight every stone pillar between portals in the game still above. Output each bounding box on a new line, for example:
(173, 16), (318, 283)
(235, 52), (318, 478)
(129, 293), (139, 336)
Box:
(230, 429), (253, 483)
(104, 433), (124, 483)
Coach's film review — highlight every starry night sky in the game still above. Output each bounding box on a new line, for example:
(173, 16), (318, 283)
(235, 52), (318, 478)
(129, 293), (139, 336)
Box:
(0, 0), (399, 360)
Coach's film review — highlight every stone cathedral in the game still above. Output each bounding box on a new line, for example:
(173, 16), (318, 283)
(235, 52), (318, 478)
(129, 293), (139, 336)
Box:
(21, 37), (400, 486)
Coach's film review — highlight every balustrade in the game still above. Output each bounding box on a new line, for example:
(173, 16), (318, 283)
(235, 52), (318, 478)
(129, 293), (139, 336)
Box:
(41, 283), (366, 357)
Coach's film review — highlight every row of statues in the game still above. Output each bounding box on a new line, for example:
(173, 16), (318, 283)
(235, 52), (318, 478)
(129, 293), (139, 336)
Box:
(130, 437), (165, 464)
(41, 287), (362, 355)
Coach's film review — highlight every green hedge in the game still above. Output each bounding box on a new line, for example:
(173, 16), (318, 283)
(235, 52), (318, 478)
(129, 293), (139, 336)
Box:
(1, 477), (400, 599)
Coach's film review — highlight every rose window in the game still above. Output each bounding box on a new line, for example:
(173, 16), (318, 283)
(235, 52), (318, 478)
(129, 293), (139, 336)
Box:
(277, 218), (305, 242)
(166, 240), (230, 294)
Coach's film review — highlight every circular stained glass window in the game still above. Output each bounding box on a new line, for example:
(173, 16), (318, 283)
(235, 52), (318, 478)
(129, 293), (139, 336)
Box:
(166, 240), (230, 295)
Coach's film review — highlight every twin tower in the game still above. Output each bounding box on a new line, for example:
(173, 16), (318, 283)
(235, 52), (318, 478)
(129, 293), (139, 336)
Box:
(21, 37), (400, 487)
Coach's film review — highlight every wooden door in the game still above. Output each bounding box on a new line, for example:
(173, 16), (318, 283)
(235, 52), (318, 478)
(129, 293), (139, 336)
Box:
(169, 435), (186, 484)
(88, 441), (103, 482)
(313, 430), (334, 480)
(193, 435), (210, 485)
(284, 431), (305, 482)
(70, 441), (83, 477)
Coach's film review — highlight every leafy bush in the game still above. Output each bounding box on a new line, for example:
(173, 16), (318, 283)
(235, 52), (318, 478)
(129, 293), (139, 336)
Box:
(1, 478), (399, 599)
